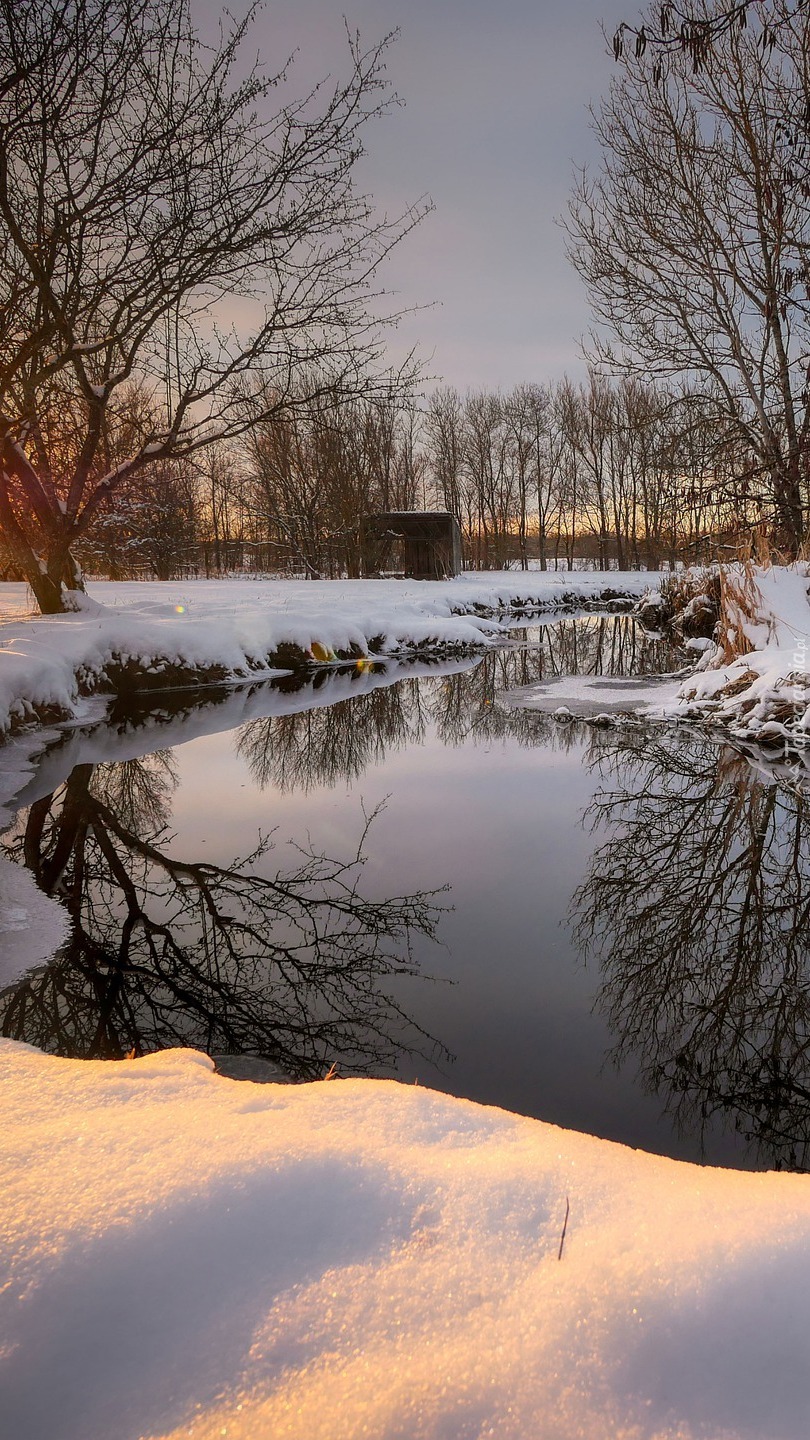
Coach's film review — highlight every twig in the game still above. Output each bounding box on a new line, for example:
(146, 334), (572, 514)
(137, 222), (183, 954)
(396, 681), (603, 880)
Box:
(557, 1196), (571, 1261)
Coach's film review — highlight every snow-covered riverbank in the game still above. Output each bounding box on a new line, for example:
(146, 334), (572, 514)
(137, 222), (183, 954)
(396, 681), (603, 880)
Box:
(0, 572), (651, 737)
(502, 565), (810, 760)
(4, 567), (809, 757)
(4, 565), (810, 833)
(4, 575), (810, 1439)
(3, 1039), (810, 1440)
(677, 565), (810, 752)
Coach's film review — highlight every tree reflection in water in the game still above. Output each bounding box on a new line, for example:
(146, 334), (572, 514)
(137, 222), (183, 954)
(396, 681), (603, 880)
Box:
(0, 615), (696, 1124)
(1, 754), (448, 1077)
(238, 673), (431, 792)
(238, 613), (665, 791)
(573, 731), (810, 1169)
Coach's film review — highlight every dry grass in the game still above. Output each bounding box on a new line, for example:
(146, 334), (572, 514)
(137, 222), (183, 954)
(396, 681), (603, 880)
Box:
(656, 567), (721, 638)
(714, 559), (774, 664)
(655, 554), (780, 662)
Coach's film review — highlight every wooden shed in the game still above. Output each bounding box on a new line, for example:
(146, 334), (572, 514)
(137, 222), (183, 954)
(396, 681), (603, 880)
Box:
(360, 511), (463, 580)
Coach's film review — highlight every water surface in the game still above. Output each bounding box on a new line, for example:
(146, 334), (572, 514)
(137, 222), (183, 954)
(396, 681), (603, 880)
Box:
(4, 613), (810, 1171)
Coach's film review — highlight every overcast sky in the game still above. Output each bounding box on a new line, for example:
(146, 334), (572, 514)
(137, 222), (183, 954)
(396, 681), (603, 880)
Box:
(227, 1), (635, 392)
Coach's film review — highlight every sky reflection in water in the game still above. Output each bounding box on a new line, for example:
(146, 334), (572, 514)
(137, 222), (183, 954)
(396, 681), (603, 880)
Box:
(4, 614), (810, 1171)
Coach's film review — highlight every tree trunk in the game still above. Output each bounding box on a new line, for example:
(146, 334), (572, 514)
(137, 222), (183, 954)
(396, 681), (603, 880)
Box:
(773, 460), (804, 559)
(4, 532), (81, 615)
(28, 572), (67, 615)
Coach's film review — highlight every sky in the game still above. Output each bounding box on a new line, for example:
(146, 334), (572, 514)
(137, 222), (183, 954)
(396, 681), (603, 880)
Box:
(207, 0), (634, 393)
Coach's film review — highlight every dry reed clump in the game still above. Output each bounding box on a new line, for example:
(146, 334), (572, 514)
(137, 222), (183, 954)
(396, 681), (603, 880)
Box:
(714, 559), (775, 665)
(649, 567), (722, 638)
(645, 554), (780, 661)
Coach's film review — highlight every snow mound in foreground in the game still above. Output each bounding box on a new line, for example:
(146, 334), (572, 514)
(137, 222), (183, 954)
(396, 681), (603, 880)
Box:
(3, 1041), (810, 1440)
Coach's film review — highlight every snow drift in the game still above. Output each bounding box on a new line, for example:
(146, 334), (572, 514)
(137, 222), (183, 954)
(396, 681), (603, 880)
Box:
(3, 1040), (810, 1440)
(678, 564), (810, 749)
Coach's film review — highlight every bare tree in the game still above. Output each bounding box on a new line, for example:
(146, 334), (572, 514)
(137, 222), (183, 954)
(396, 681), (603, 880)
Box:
(504, 386), (540, 571)
(461, 392), (520, 569)
(0, 0), (426, 611)
(525, 385), (565, 572)
(614, 1), (786, 76)
(243, 382), (425, 578)
(425, 387), (465, 528)
(568, 0), (810, 553)
(82, 457), (200, 580)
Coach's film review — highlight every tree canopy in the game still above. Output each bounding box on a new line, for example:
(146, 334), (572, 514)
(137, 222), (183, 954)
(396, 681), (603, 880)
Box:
(0, 0), (424, 610)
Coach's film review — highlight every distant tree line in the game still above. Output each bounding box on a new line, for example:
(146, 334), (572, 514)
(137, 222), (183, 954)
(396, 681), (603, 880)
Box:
(423, 376), (770, 571)
(24, 371), (784, 582)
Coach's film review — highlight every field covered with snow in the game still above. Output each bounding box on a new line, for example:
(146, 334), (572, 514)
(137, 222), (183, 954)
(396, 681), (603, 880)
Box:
(0, 572), (650, 737)
(4, 1039), (810, 1440)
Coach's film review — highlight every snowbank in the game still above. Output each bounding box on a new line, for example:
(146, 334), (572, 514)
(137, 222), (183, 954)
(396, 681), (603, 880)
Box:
(0, 857), (69, 985)
(3, 565), (807, 758)
(677, 565), (810, 751)
(3, 1039), (810, 1440)
(0, 572), (651, 738)
(497, 566), (810, 755)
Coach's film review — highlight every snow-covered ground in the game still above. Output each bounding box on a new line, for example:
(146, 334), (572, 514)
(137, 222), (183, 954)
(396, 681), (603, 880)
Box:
(502, 565), (810, 755)
(0, 572), (651, 737)
(677, 566), (810, 750)
(3, 566), (809, 753)
(4, 1039), (810, 1440)
(4, 572), (810, 1439)
(0, 857), (69, 986)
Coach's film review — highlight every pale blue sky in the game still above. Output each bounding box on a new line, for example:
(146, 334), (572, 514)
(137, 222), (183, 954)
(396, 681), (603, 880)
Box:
(202, 1), (633, 389)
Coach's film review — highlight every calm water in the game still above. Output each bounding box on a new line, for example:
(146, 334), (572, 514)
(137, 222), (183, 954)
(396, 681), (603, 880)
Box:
(4, 613), (810, 1171)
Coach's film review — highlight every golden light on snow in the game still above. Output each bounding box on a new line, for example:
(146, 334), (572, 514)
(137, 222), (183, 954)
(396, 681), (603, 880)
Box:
(6, 1043), (810, 1440)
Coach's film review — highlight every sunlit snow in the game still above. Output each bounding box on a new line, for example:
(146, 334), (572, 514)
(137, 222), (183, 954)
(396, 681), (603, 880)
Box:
(4, 568), (810, 1440)
(3, 1042), (810, 1440)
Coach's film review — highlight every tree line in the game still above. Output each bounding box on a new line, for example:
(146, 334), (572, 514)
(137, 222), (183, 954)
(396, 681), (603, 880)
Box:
(36, 372), (780, 581)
